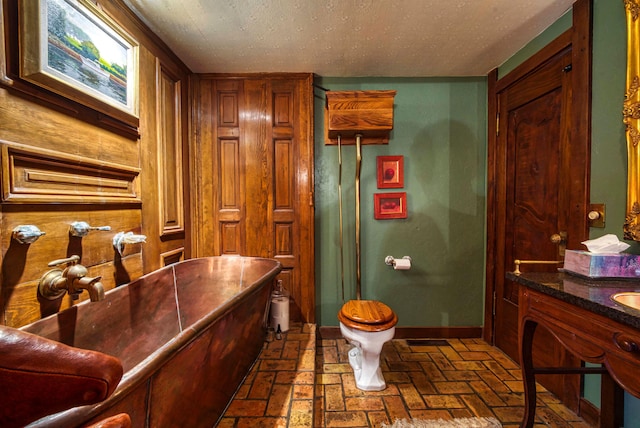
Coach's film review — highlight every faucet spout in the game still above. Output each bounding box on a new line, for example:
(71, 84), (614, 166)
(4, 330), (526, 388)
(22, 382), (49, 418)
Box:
(38, 256), (105, 302)
(73, 276), (105, 302)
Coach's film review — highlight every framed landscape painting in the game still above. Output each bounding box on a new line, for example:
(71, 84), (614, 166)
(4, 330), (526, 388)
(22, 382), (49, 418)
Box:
(19, 0), (139, 126)
(374, 192), (407, 220)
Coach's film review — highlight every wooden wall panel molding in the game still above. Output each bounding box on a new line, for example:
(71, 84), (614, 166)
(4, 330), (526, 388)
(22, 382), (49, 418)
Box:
(0, 1), (10, 85)
(160, 247), (184, 266)
(219, 139), (241, 210)
(273, 91), (293, 127)
(220, 222), (240, 254)
(219, 91), (239, 127)
(0, 140), (140, 204)
(274, 139), (293, 210)
(274, 222), (293, 256)
(156, 59), (184, 236)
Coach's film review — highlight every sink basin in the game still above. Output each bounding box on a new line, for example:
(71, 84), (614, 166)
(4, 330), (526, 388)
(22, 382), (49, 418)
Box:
(611, 292), (640, 310)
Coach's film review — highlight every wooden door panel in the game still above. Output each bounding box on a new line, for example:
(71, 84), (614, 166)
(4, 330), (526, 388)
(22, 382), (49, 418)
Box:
(196, 74), (314, 323)
(270, 80), (303, 320)
(497, 54), (566, 352)
(214, 80), (244, 256)
(503, 88), (563, 307)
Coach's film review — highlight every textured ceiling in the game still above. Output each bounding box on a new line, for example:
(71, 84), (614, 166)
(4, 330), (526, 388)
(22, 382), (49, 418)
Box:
(122, 0), (575, 77)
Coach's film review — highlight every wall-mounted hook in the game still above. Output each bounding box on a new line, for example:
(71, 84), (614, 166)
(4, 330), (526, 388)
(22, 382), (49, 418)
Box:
(69, 221), (111, 237)
(12, 225), (46, 244)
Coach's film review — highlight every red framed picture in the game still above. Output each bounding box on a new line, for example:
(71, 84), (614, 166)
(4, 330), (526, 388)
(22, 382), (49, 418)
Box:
(374, 192), (407, 219)
(377, 155), (404, 188)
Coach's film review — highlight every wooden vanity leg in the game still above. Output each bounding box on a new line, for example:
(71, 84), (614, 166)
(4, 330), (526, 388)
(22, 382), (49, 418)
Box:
(519, 318), (538, 428)
(600, 371), (623, 428)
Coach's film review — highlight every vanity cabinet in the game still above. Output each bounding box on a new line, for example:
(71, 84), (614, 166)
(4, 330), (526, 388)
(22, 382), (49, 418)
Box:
(510, 272), (640, 427)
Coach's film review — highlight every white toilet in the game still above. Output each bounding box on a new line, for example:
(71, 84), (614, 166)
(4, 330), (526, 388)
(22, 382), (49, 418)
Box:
(338, 299), (398, 391)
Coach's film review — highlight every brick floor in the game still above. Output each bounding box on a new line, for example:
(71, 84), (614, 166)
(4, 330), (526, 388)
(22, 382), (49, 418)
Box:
(219, 324), (593, 427)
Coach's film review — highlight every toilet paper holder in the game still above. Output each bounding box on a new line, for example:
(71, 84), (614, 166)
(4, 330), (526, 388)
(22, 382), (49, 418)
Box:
(385, 255), (412, 266)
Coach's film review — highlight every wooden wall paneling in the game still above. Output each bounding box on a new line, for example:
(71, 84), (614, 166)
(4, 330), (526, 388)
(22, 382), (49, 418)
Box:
(243, 79), (270, 257)
(4, 255), (143, 328)
(0, 0), (190, 329)
(271, 80), (299, 319)
(0, 0), (10, 85)
(190, 74), (315, 322)
(156, 59), (184, 237)
(0, 88), (140, 167)
(2, 208), (142, 287)
(1, 141), (140, 204)
(293, 75), (315, 323)
(216, 80), (244, 255)
(135, 46), (160, 273)
(0, 208), (3, 326)
(160, 247), (184, 266)
(188, 75), (209, 257)
(140, 52), (188, 273)
(2, 208), (143, 327)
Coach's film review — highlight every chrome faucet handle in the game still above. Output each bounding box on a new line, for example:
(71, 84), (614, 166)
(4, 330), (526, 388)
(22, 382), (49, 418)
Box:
(69, 221), (111, 237)
(47, 255), (80, 267)
(12, 225), (46, 244)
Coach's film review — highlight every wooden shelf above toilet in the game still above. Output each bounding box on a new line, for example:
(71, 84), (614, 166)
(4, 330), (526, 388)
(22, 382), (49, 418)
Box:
(324, 90), (397, 145)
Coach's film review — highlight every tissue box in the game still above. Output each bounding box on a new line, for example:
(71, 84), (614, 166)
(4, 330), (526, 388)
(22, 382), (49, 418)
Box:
(563, 250), (640, 278)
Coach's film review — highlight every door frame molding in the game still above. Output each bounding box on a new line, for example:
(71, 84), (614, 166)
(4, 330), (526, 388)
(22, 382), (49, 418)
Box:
(484, 0), (592, 344)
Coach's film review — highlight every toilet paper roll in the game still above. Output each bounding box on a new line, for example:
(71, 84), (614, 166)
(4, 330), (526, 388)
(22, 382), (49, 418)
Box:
(393, 258), (411, 270)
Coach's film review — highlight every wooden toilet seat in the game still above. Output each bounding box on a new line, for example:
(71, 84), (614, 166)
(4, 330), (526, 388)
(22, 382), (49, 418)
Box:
(338, 300), (398, 332)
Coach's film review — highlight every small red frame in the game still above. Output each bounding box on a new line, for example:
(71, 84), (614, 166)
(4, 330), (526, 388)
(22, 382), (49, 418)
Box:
(374, 192), (407, 219)
(377, 155), (404, 188)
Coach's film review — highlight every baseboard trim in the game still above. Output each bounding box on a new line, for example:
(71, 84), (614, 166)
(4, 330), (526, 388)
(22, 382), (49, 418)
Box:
(318, 326), (483, 340)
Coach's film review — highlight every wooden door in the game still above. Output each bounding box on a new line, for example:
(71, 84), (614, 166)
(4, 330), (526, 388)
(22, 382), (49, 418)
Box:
(486, 0), (591, 413)
(495, 48), (572, 359)
(491, 45), (588, 409)
(191, 74), (315, 323)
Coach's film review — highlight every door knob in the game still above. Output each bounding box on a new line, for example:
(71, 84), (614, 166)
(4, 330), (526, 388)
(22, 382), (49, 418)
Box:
(550, 231), (567, 257)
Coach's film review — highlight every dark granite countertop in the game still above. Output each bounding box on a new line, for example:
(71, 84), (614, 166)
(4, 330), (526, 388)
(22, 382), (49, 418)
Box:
(507, 271), (640, 330)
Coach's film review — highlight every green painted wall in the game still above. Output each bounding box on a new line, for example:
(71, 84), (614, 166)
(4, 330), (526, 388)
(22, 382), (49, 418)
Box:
(590, 0), (629, 242)
(314, 77), (487, 327)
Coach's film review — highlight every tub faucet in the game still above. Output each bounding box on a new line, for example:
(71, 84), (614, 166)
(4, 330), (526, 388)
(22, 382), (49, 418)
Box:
(39, 255), (105, 302)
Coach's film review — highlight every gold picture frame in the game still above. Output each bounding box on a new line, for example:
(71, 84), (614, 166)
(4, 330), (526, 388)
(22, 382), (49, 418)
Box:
(624, 0), (640, 240)
(19, 0), (139, 127)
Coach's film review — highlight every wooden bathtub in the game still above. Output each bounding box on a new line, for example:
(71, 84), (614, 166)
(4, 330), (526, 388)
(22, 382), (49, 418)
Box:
(21, 256), (281, 427)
